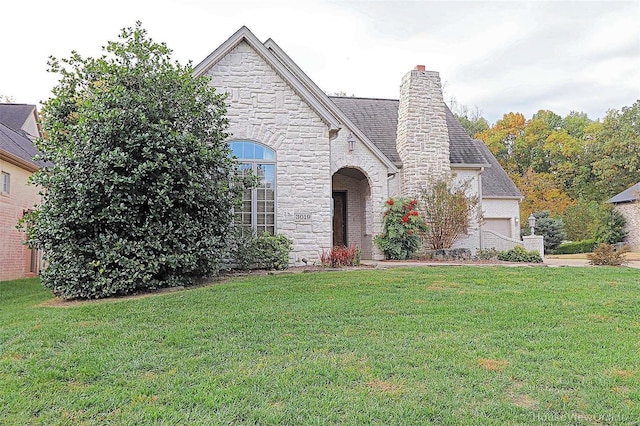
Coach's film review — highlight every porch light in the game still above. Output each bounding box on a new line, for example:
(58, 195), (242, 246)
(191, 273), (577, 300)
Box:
(528, 213), (536, 236)
(347, 134), (356, 152)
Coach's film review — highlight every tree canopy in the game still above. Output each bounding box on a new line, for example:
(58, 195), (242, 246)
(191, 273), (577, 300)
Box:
(472, 99), (639, 242)
(23, 23), (243, 299)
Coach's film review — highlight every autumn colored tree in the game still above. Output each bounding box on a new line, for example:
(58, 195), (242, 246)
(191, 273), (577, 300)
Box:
(513, 169), (572, 223)
(476, 112), (526, 174)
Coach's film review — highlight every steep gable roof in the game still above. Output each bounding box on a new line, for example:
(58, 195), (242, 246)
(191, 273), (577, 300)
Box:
(0, 121), (46, 171)
(609, 182), (640, 204)
(193, 26), (342, 136)
(473, 140), (523, 199)
(328, 96), (489, 167)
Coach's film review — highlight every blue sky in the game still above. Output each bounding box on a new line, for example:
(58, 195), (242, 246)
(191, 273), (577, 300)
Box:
(2, 0), (638, 123)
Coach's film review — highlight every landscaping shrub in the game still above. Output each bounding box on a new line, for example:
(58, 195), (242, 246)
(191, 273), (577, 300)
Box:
(553, 239), (596, 255)
(320, 244), (361, 268)
(587, 243), (629, 266)
(374, 198), (426, 260)
(253, 233), (293, 270)
(497, 246), (543, 263)
(475, 248), (500, 260)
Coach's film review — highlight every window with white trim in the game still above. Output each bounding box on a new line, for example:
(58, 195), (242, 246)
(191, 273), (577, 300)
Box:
(1, 171), (9, 195)
(230, 141), (276, 235)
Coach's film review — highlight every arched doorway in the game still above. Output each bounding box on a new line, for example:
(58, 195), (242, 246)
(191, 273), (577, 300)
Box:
(332, 167), (373, 259)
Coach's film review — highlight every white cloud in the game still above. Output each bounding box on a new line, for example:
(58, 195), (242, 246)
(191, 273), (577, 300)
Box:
(1, 0), (638, 123)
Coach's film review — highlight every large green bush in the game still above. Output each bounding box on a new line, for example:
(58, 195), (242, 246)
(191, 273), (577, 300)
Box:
(21, 23), (245, 299)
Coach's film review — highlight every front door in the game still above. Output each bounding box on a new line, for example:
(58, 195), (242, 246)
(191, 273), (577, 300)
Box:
(332, 192), (347, 247)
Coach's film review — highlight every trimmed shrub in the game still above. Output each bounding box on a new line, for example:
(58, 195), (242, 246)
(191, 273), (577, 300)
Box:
(253, 233), (293, 270)
(587, 243), (629, 266)
(497, 246), (543, 263)
(320, 244), (361, 268)
(553, 239), (597, 255)
(231, 232), (292, 271)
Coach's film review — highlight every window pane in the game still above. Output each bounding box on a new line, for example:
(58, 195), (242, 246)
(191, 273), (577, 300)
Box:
(230, 142), (243, 159)
(254, 144), (264, 160)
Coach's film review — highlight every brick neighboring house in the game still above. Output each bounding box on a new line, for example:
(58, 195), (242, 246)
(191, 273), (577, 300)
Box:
(0, 104), (45, 281)
(194, 27), (522, 263)
(608, 182), (640, 250)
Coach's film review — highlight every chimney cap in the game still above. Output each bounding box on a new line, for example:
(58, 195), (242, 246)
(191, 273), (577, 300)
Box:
(415, 65), (426, 71)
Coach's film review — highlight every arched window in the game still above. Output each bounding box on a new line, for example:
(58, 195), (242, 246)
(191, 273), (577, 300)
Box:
(230, 141), (276, 235)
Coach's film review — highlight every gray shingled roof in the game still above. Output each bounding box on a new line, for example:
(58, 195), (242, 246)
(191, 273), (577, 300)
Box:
(0, 103), (36, 133)
(444, 106), (489, 165)
(473, 140), (523, 198)
(329, 97), (401, 164)
(0, 122), (46, 169)
(328, 96), (488, 167)
(608, 182), (640, 204)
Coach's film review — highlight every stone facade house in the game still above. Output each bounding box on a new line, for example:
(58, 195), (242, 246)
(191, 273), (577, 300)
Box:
(608, 182), (640, 250)
(0, 104), (44, 280)
(194, 26), (522, 262)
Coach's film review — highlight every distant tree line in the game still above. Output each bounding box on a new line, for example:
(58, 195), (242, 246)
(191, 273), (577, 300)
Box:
(454, 100), (640, 246)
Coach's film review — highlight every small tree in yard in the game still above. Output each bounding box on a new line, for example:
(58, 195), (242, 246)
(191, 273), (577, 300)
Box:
(20, 23), (244, 299)
(420, 178), (482, 250)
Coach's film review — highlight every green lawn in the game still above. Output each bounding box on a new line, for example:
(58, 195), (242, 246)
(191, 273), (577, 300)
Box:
(1, 267), (639, 425)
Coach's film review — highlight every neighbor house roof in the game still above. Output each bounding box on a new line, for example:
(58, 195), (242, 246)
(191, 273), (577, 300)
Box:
(608, 182), (640, 204)
(0, 103), (38, 136)
(0, 121), (46, 171)
(329, 96), (489, 167)
(473, 140), (523, 199)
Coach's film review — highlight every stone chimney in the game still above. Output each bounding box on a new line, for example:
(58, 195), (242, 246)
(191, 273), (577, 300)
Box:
(396, 65), (450, 196)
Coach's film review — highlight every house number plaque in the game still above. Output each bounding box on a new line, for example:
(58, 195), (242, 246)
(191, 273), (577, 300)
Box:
(295, 213), (312, 222)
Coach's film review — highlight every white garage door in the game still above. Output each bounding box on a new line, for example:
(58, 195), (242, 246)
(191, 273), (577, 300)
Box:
(484, 218), (512, 238)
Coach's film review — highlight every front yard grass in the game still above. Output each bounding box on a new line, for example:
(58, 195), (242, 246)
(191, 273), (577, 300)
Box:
(1, 267), (639, 425)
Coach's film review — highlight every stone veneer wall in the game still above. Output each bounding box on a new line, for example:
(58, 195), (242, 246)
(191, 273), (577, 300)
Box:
(615, 203), (640, 250)
(396, 66), (450, 197)
(205, 41), (331, 264)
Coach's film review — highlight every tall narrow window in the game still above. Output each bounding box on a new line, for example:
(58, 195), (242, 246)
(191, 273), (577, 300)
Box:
(1, 171), (9, 195)
(230, 141), (276, 235)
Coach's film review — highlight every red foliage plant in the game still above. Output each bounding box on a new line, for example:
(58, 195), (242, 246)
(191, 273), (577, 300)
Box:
(320, 244), (361, 267)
